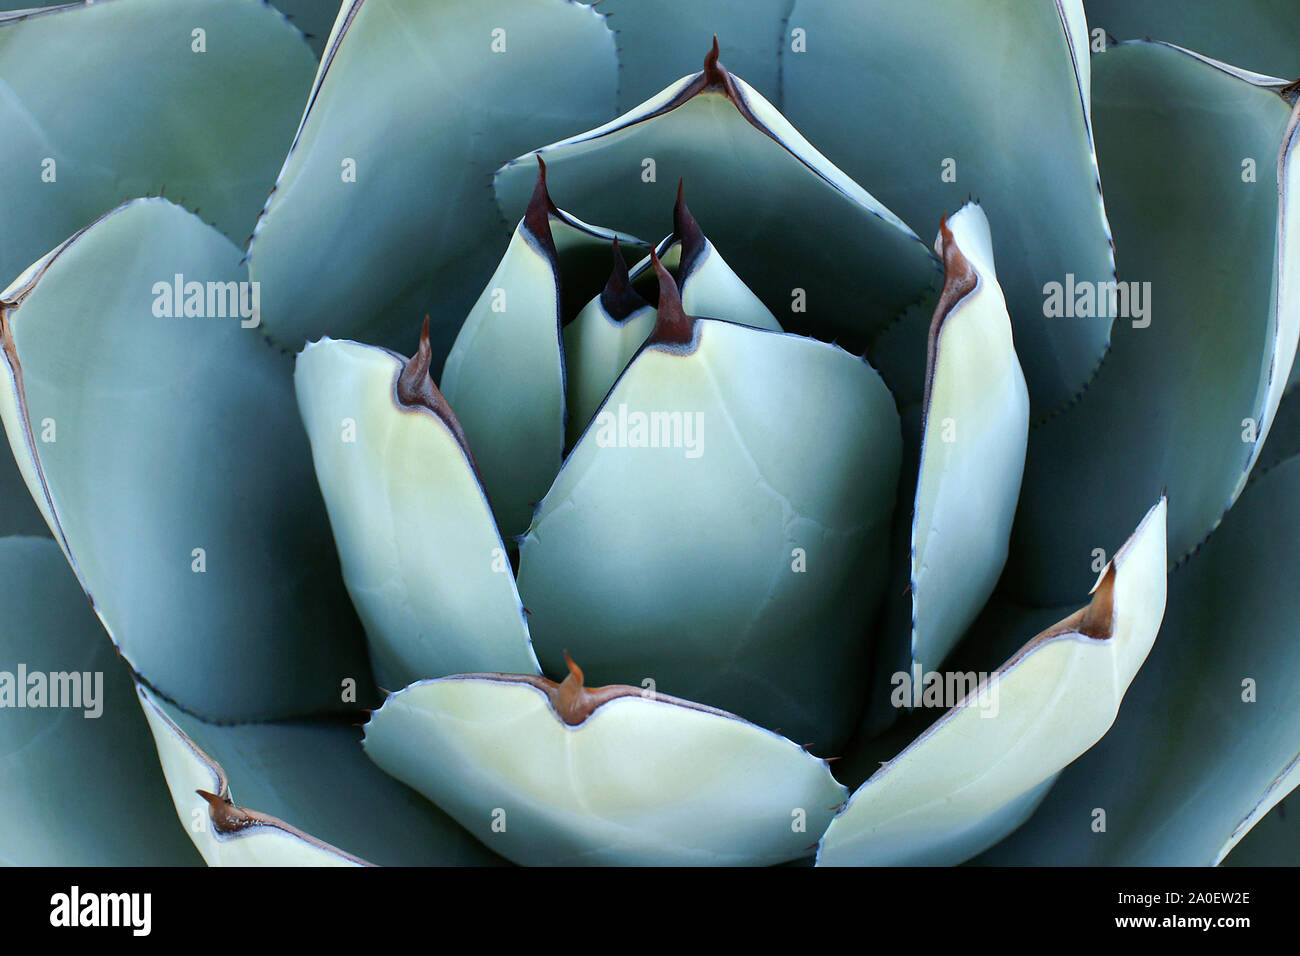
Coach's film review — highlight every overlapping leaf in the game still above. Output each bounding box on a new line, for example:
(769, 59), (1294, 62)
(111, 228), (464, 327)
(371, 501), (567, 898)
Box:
(247, 0), (618, 357)
(1005, 42), (1300, 604)
(782, 0), (1112, 414)
(0, 536), (200, 866)
(0, 199), (368, 721)
(0, 0), (316, 287)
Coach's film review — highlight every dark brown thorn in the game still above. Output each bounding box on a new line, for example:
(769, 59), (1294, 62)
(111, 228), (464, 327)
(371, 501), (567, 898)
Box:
(703, 35), (726, 87)
(522, 155), (559, 259)
(397, 317), (478, 466)
(600, 238), (648, 320)
(646, 249), (697, 347)
(673, 180), (707, 277)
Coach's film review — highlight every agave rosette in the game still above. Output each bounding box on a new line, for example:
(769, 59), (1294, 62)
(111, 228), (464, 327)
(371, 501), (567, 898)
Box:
(1, 0), (1298, 867)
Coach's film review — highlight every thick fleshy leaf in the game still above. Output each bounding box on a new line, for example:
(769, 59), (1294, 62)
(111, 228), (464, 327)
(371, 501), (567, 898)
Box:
(980, 455), (1300, 865)
(0, 0), (316, 287)
(247, 0), (617, 357)
(563, 191), (784, 445)
(0, 199), (368, 721)
(908, 204), (1028, 675)
(1004, 43), (1300, 604)
(439, 170), (570, 537)
(363, 661), (847, 866)
(295, 333), (539, 689)
(518, 268), (900, 752)
(1085, 0), (1300, 79)
(639, 187), (783, 335)
(0, 536), (200, 866)
(593, 0), (792, 111)
(782, 0), (1113, 414)
(563, 245), (657, 447)
(137, 684), (499, 867)
(817, 499), (1167, 867)
(495, 43), (938, 350)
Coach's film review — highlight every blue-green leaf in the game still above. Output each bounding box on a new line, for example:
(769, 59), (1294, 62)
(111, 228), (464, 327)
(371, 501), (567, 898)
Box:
(782, 0), (1113, 415)
(907, 204), (1028, 676)
(247, 0), (618, 358)
(137, 684), (500, 866)
(495, 45), (937, 350)
(0, 0), (316, 287)
(979, 455), (1300, 865)
(819, 499), (1166, 866)
(0, 536), (200, 866)
(517, 265), (900, 752)
(1004, 43), (1299, 604)
(0, 199), (368, 722)
(295, 333), (540, 689)
(363, 663), (846, 866)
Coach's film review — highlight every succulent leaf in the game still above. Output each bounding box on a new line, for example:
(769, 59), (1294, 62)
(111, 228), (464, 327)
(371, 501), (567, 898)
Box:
(362, 662), (847, 866)
(641, 185), (784, 335)
(1005, 42), (1300, 605)
(817, 498), (1167, 866)
(908, 204), (1029, 676)
(517, 264), (901, 751)
(0, 536), (201, 866)
(294, 333), (541, 689)
(0, 0), (316, 287)
(137, 684), (499, 866)
(980, 452), (1300, 865)
(439, 167), (580, 537)
(563, 189), (783, 445)
(563, 243), (658, 448)
(247, 0), (618, 357)
(495, 42), (938, 349)
(0, 199), (369, 722)
(782, 0), (1113, 415)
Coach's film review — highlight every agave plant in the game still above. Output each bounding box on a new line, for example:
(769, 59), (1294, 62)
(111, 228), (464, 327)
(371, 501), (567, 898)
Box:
(1, 0), (1298, 867)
